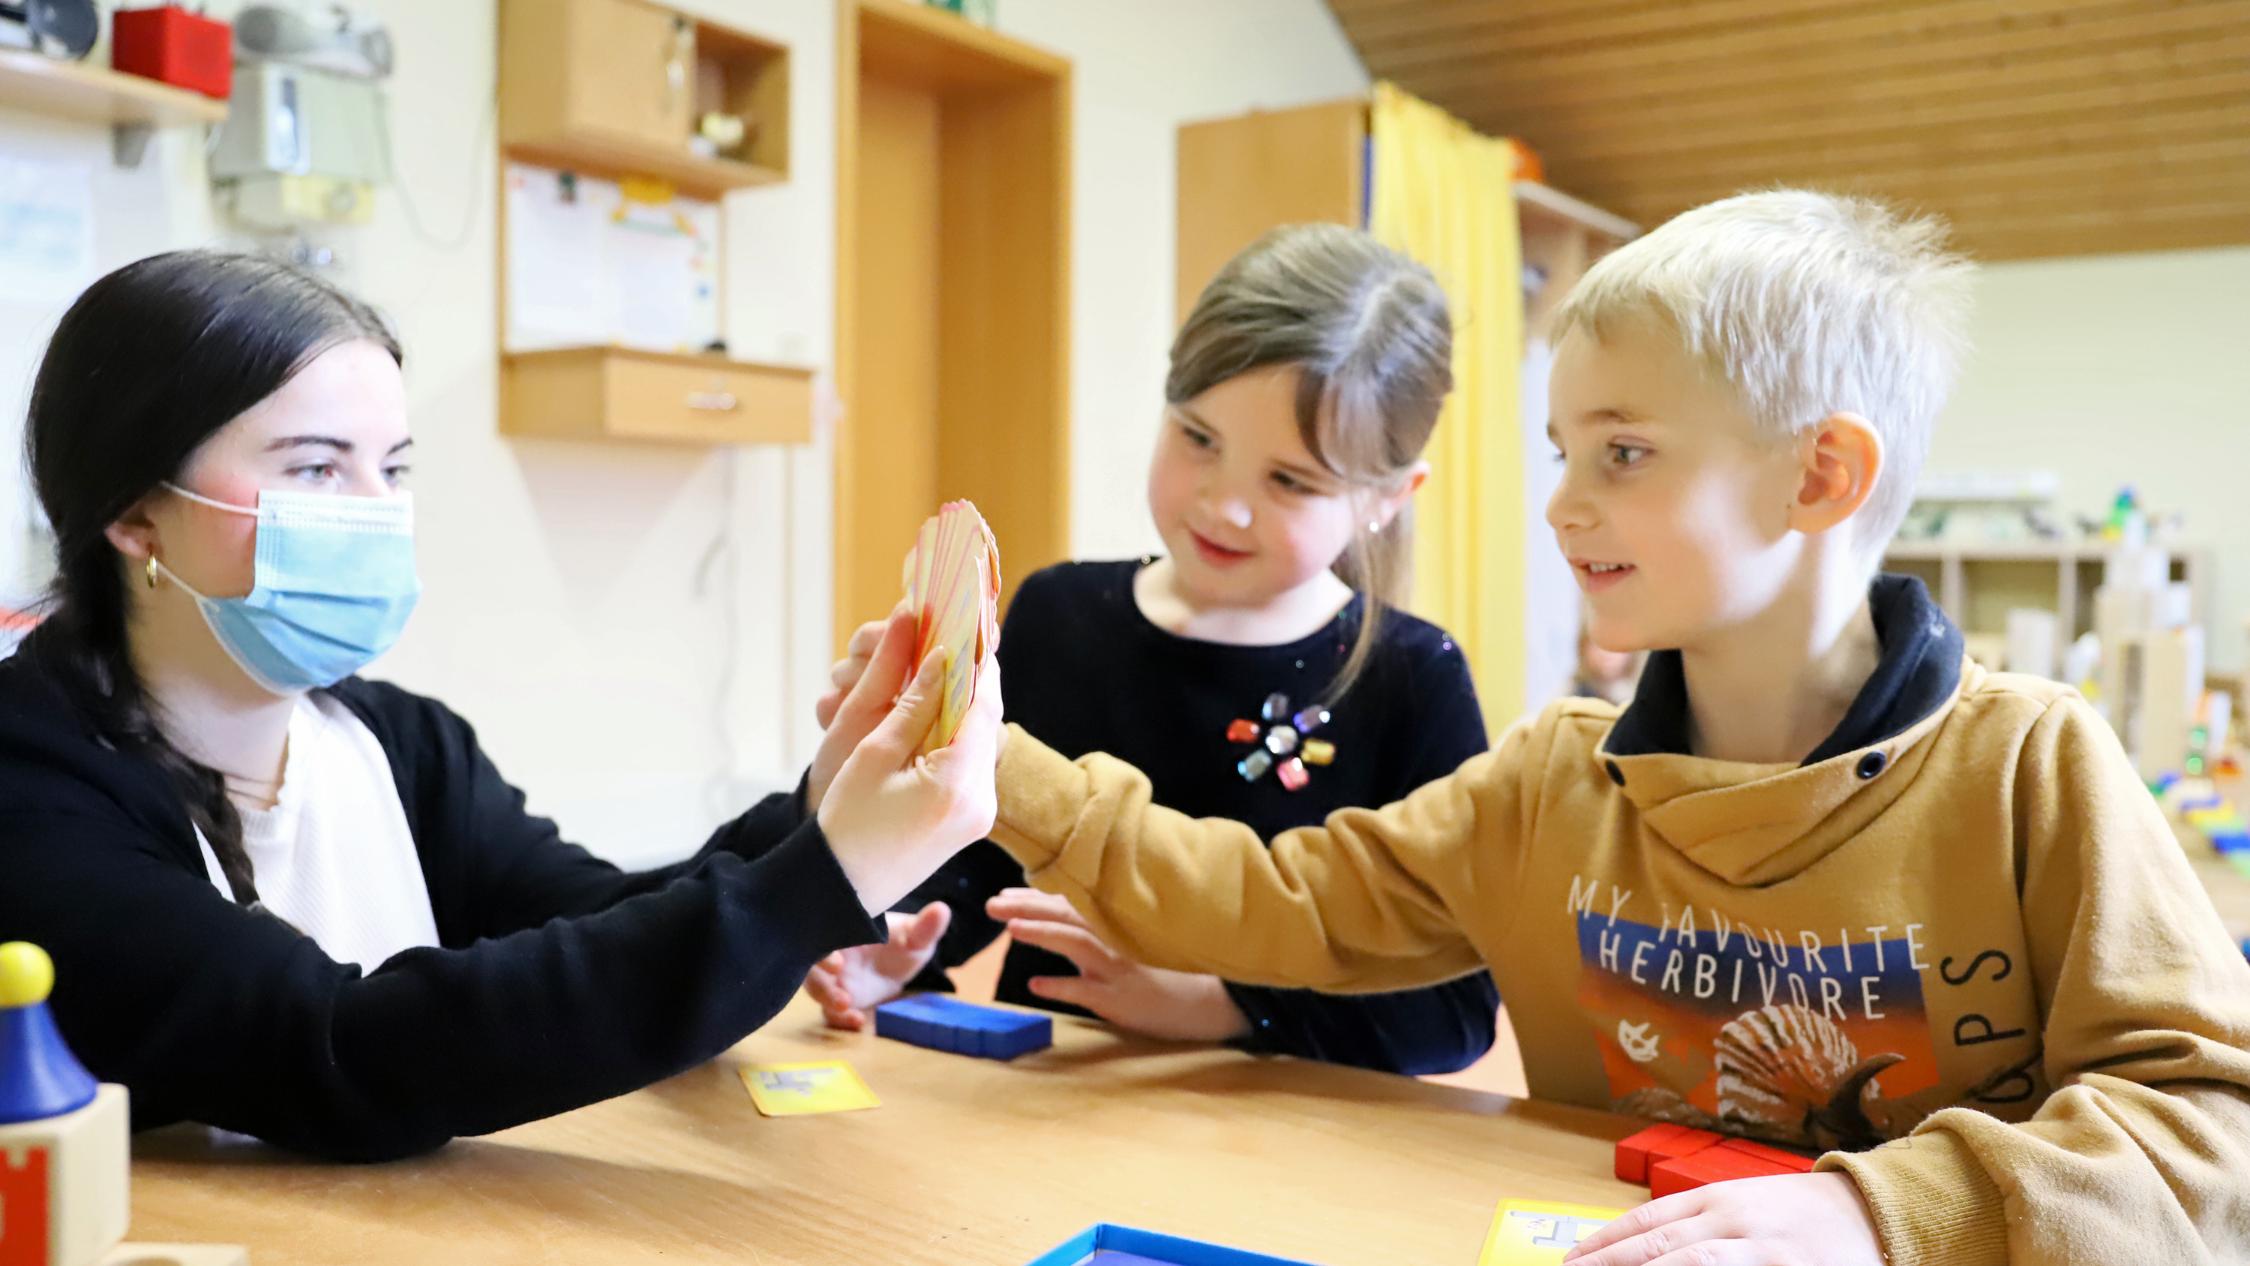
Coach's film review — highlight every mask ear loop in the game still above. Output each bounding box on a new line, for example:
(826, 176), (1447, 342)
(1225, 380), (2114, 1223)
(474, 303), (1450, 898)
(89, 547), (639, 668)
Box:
(150, 484), (258, 598)
(161, 482), (259, 516)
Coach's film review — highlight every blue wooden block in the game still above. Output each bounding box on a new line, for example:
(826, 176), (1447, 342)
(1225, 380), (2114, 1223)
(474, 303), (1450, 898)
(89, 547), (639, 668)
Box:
(874, 994), (1052, 1060)
(1025, 1224), (1330, 1266)
(2210, 829), (2250, 854)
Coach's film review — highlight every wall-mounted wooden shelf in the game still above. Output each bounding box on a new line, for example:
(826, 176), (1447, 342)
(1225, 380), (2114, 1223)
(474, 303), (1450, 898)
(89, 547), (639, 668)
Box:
(0, 48), (226, 166)
(501, 346), (812, 446)
(499, 0), (789, 201)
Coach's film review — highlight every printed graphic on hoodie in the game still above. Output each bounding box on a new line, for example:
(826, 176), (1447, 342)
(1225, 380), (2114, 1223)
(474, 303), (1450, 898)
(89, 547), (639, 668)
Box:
(1569, 875), (1942, 1151)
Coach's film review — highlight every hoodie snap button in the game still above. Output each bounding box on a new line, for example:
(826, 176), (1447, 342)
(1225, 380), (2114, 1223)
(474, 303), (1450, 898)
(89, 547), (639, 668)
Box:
(1856, 751), (1887, 779)
(1605, 760), (1626, 786)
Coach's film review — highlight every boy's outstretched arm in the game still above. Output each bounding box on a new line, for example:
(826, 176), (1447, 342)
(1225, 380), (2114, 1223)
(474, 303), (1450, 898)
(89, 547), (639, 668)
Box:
(986, 714), (1550, 995)
(1823, 697), (2250, 1266)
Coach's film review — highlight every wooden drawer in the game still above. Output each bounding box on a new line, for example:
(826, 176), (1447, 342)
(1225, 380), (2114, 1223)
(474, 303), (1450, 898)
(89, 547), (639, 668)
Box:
(502, 346), (812, 446)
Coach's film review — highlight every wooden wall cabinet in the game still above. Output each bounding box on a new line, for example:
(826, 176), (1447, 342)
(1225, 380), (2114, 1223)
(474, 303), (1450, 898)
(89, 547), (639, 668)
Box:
(496, 0), (808, 447)
(1174, 97), (1637, 332)
(499, 0), (789, 199)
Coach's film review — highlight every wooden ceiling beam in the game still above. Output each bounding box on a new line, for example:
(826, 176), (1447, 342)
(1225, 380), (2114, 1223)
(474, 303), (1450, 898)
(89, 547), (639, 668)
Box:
(1393, 2), (2246, 109)
(1465, 46), (2250, 157)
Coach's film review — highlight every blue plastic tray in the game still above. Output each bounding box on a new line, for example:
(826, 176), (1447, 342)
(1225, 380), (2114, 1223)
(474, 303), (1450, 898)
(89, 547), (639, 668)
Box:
(1025, 1224), (1330, 1266)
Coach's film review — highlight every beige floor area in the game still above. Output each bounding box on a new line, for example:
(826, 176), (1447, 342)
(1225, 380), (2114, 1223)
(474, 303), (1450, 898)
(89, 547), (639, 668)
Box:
(947, 934), (1530, 1098)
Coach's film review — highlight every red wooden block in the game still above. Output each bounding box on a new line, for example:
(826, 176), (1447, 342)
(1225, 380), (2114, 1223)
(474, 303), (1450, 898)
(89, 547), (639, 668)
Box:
(112, 6), (233, 100)
(1616, 1124), (1685, 1183)
(1648, 1148), (1792, 1199)
(1616, 1124), (1722, 1185)
(1718, 1138), (1818, 1173)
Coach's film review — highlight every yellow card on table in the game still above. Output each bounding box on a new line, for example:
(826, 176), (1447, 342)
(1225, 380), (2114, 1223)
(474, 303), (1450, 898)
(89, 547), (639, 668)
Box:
(1478, 1199), (1627, 1266)
(739, 1060), (881, 1117)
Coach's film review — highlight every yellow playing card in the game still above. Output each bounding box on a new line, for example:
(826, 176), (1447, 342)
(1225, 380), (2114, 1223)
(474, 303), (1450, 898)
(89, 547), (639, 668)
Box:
(1477, 1199), (1626, 1266)
(739, 1060), (881, 1117)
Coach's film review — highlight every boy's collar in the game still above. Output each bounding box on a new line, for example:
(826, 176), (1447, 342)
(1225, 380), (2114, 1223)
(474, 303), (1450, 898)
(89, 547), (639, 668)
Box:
(1603, 573), (1964, 765)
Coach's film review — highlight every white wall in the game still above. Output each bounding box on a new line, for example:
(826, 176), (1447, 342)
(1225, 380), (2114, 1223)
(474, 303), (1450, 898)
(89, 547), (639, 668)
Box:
(0, 0), (1366, 865)
(994, 2), (1369, 560)
(1931, 246), (2250, 674)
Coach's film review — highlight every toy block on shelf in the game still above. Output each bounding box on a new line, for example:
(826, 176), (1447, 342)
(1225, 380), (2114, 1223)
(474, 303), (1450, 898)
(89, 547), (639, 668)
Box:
(1614, 1124), (1723, 1184)
(874, 994), (1051, 1060)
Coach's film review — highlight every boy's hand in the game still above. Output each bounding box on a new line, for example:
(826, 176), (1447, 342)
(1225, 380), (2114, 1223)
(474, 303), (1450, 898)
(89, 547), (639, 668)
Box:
(1562, 1172), (1883, 1266)
(804, 902), (952, 1030)
(990, 888), (1252, 1044)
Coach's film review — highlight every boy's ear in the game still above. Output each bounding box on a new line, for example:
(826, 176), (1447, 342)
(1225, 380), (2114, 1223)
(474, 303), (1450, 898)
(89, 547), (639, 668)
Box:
(1788, 412), (1883, 536)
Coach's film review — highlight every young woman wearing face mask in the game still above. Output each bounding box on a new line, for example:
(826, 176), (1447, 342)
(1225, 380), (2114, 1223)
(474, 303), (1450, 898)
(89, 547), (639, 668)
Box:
(0, 251), (999, 1161)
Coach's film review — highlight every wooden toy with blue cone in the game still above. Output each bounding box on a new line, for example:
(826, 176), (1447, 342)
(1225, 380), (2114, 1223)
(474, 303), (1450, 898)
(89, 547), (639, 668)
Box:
(0, 942), (245, 1266)
(2, 940), (128, 1266)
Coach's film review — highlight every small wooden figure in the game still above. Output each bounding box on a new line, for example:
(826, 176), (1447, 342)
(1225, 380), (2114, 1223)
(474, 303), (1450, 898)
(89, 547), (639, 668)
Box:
(0, 942), (129, 1266)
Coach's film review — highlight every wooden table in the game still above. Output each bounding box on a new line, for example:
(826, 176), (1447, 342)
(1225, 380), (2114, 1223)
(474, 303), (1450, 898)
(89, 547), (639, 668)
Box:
(127, 996), (1645, 1266)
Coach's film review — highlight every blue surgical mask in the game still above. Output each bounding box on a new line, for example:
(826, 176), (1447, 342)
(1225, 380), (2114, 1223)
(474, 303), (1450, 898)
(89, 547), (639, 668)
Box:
(152, 483), (421, 694)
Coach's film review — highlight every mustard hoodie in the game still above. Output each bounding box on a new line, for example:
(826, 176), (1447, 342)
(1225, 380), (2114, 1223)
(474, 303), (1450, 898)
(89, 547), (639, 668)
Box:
(988, 577), (2250, 1265)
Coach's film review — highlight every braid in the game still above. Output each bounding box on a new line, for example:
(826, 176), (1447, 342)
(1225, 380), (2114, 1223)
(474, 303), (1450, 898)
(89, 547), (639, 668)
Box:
(30, 554), (259, 904)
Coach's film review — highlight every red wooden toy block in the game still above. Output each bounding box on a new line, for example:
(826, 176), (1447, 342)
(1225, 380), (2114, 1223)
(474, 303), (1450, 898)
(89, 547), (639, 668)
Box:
(1718, 1137), (1818, 1173)
(1615, 1124), (1722, 1185)
(1649, 1146), (1799, 1199)
(112, 5), (234, 101)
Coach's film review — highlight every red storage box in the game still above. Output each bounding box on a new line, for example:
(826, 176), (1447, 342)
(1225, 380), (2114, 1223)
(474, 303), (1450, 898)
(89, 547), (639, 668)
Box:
(111, 6), (233, 101)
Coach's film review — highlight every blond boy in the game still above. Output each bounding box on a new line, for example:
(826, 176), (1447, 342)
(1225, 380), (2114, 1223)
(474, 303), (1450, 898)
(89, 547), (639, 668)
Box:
(898, 192), (2250, 1264)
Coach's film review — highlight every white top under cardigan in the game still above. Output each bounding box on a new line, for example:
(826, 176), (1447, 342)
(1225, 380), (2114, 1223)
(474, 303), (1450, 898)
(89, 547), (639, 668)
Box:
(194, 691), (441, 970)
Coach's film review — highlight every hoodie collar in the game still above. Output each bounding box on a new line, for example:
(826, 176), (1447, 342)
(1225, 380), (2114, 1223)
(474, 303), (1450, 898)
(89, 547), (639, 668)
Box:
(1604, 574), (1963, 764)
(1593, 575), (1970, 886)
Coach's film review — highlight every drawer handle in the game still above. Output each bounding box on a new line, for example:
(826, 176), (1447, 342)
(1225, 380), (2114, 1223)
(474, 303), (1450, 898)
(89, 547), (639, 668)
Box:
(686, 390), (740, 413)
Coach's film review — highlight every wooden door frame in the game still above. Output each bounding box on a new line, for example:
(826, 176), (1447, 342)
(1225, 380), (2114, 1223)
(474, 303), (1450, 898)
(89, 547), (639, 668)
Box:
(833, 0), (1072, 651)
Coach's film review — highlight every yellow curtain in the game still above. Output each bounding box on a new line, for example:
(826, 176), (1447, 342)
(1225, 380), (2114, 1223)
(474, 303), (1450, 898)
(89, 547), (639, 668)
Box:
(1368, 81), (1527, 728)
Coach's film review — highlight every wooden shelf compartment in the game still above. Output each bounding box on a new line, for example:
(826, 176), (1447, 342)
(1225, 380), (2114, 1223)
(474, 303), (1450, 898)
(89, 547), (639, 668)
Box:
(501, 346), (812, 446)
(498, 0), (790, 200)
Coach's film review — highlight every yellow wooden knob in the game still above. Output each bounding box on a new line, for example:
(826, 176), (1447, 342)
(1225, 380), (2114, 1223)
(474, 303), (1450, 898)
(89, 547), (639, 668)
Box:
(0, 941), (55, 1008)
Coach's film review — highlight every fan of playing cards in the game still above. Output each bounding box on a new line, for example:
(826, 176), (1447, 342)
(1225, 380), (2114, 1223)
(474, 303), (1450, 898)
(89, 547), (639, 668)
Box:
(900, 500), (1002, 756)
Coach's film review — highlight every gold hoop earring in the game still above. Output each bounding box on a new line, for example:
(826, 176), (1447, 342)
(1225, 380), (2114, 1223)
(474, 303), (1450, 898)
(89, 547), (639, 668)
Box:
(145, 556), (159, 589)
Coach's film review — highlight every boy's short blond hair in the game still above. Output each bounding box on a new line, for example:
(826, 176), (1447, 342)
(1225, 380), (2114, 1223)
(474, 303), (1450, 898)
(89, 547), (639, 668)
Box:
(1551, 188), (1974, 556)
